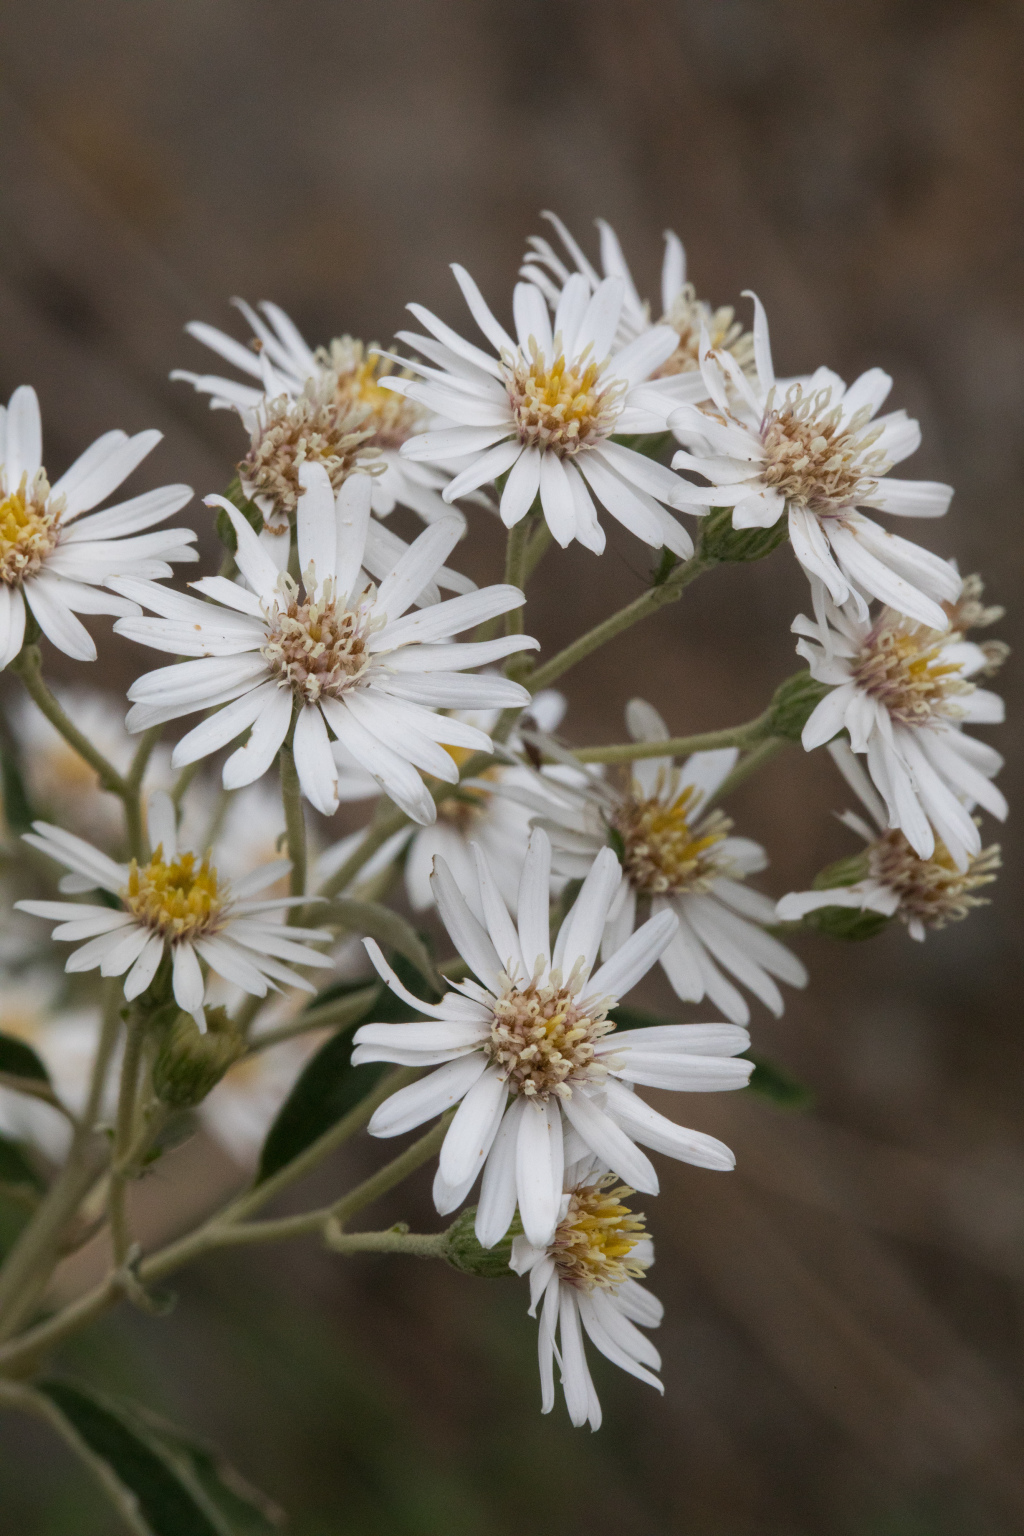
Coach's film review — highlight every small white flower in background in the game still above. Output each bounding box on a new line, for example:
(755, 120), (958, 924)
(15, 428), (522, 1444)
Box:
(0, 975), (114, 1162)
(511, 1154), (663, 1431)
(0, 385), (196, 668)
(352, 828), (749, 1251)
(380, 264), (698, 556)
(112, 469), (534, 824)
(521, 700), (806, 1026)
(316, 690), (568, 915)
(777, 740), (1001, 940)
(14, 792), (333, 1021)
(171, 300), (467, 530)
(796, 585), (1006, 869)
(521, 211), (755, 394)
(668, 298), (961, 630)
(8, 687), (172, 847)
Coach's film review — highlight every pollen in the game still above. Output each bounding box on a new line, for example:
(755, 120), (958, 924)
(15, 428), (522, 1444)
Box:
(653, 286), (755, 381)
(321, 337), (427, 451)
(851, 612), (973, 726)
(552, 1174), (649, 1291)
(759, 382), (890, 515)
(239, 376), (383, 517)
(487, 968), (615, 1101)
(0, 472), (61, 586)
(869, 828), (1000, 932)
(504, 338), (624, 457)
(613, 774), (732, 896)
(123, 846), (225, 939)
(261, 573), (382, 704)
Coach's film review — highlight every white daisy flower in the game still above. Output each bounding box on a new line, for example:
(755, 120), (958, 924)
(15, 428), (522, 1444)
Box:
(112, 469), (535, 824)
(352, 828), (749, 1251)
(14, 791), (333, 1019)
(777, 741), (1001, 941)
(380, 263), (698, 556)
(519, 700), (806, 1026)
(796, 589), (1007, 870)
(667, 298), (960, 629)
(171, 300), (462, 529)
(521, 210), (755, 394)
(510, 1155), (663, 1431)
(0, 973), (113, 1163)
(0, 385), (195, 667)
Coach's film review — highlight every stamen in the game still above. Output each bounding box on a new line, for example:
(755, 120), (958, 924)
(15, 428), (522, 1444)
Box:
(0, 471), (61, 586)
(869, 828), (1000, 931)
(852, 612), (973, 726)
(123, 846), (225, 939)
(319, 337), (427, 450)
(653, 285), (755, 380)
(504, 338), (624, 457)
(759, 383), (890, 514)
(552, 1174), (648, 1291)
(239, 376), (382, 517)
(612, 773), (732, 896)
(486, 970), (614, 1100)
(261, 572), (382, 704)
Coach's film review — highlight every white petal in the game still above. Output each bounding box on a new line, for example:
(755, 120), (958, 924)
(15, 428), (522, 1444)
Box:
(561, 1089), (659, 1193)
(367, 1053), (488, 1138)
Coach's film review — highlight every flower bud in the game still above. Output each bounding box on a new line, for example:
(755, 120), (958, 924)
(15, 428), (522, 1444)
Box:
(442, 1207), (520, 1278)
(699, 504), (790, 564)
(152, 1007), (244, 1108)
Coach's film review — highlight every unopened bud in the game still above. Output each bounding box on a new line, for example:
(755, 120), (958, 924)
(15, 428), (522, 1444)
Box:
(152, 1007), (244, 1108)
(699, 504), (790, 564)
(442, 1207), (520, 1278)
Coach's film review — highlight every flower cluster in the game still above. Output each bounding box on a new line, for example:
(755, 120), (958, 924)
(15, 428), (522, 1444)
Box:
(0, 209), (1005, 1475)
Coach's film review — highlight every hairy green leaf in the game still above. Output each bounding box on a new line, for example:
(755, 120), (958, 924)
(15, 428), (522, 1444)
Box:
(37, 1381), (281, 1535)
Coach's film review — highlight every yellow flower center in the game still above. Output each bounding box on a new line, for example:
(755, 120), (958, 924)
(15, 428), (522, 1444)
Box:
(324, 338), (427, 451)
(487, 972), (615, 1101)
(552, 1175), (649, 1291)
(261, 574), (381, 704)
(123, 847), (225, 939)
(612, 776), (732, 896)
(869, 828), (1000, 931)
(852, 614), (973, 726)
(759, 383), (889, 514)
(0, 473), (61, 586)
(504, 339), (624, 457)
(652, 286), (755, 381)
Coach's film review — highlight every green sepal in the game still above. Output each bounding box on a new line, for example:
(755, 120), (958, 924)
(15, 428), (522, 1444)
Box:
(699, 504), (790, 564)
(765, 671), (833, 741)
(215, 476), (264, 555)
(443, 1206), (521, 1277)
(803, 904), (891, 941)
(744, 1053), (813, 1109)
(152, 1008), (244, 1109)
(36, 1380), (282, 1534)
(812, 851), (871, 890)
(0, 1031), (50, 1084)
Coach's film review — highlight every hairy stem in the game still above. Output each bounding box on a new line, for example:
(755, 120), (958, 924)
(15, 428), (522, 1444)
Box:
(278, 736), (307, 909)
(567, 710), (775, 766)
(108, 1021), (146, 1268)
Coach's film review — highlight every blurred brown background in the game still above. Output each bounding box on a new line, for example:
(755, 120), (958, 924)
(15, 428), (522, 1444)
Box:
(0, 2), (1022, 1532)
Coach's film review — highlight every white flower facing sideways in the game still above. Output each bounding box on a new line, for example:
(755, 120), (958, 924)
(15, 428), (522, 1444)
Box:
(112, 467), (535, 824)
(523, 701), (806, 1026)
(777, 741), (1001, 941)
(172, 298), (462, 529)
(379, 264), (700, 556)
(14, 791), (333, 1020)
(521, 211), (755, 393)
(0, 385), (196, 668)
(796, 585), (1006, 869)
(511, 1154), (663, 1431)
(352, 828), (751, 1251)
(668, 297), (962, 630)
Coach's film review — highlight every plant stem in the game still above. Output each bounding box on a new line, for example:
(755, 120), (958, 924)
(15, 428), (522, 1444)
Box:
(170, 759), (201, 809)
(522, 518), (554, 584)
(568, 710), (775, 766)
(526, 553), (713, 694)
(108, 1021), (145, 1268)
(278, 736), (307, 907)
(503, 517), (531, 637)
(244, 984), (380, 1054)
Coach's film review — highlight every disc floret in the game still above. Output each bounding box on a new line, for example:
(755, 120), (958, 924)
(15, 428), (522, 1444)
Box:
(123, 846), (225, 940)
(261, 572), (381, 704)
(321, 337), (427, 450)
(869, 828), (1000, 932)
(504, 337), (624, 457)
(760, 383), (890, 515)
(487, 966), (615, 1100)
(851, 613), (973, 726)
(551, 1174), (649, 1291)
(239, 376), (381, 517)
(612, 774), (732, 896)
(0, 471), (62, 587)
(654, 286), (755, 380)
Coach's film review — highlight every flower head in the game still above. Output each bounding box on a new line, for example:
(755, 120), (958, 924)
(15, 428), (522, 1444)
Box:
(668, 297), (960, 630)
(510, 1155), (663, 1430)
(172, 301), (461, 528)
(113, 468), (535, 823)
(797, 585), (1007, 869)
(518, 700), (806, 1025)
(15, 792), (333, 1020)
(353, 828), (748, 1251)
(0, 386), (196, 668)
(382, 261), (698, 555)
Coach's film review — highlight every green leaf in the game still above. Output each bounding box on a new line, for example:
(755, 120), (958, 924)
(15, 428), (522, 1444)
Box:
(744, 1053), (813, 1110)
(0, 1031), (50, 1083)
(0, 1130), (45, 1192)
(329, 897), (442, 996)
(699, 504), (790, 564)
(765, 670), (833, 741)
(37, 1380), (281, 1535)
